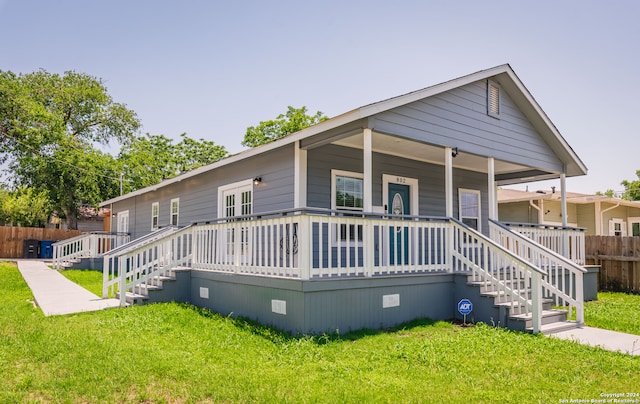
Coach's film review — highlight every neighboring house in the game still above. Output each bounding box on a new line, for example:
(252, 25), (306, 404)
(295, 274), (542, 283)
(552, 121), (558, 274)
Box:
(49, 207), (109, 232)
(498, 188), (640, 236)
(54, 64), (592, 335)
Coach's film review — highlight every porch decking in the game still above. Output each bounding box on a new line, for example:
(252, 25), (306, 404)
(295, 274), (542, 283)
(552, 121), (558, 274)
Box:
(54, 209), (589, 334)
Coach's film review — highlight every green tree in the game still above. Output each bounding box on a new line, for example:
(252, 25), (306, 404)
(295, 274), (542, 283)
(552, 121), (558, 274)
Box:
(0, 69), (140, 229)
(242, 106), (328, 148)
(117, 133), (228, 193)
(621, 170), (640, 201)
(0, 187), (52, 227)
(596, 189), (616, 198)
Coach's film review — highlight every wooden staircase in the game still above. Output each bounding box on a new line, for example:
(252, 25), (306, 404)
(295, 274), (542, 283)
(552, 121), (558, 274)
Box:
(116, 267), (191, 306)
(466, 272), (580, 334)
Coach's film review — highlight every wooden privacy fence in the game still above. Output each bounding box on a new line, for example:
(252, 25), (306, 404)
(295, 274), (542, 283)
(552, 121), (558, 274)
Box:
(586, 236), (640, 293)
(0, 226), (82, 258)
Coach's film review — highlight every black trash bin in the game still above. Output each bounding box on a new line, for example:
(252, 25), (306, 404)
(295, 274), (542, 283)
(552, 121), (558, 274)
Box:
(23, 239), (40, 258)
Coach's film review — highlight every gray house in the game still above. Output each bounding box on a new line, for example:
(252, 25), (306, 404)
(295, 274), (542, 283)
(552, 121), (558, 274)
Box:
(54, 64), (591, 335)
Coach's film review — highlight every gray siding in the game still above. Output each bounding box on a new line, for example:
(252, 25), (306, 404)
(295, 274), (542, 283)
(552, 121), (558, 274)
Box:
(111, 144), (295, 240)
(308, 144), (490, 233)
(371, 80), (563, 173)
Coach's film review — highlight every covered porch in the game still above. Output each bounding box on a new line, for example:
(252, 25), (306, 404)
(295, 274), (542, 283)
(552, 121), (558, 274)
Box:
(100, 208), (589, 334)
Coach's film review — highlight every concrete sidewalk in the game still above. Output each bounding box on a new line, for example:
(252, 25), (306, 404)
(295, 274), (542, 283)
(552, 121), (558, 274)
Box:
(548, 326), (640, 356)
(17, 260), (120, 316)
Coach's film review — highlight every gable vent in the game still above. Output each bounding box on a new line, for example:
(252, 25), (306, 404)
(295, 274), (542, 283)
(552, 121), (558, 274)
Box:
(488, 80), (501, 117)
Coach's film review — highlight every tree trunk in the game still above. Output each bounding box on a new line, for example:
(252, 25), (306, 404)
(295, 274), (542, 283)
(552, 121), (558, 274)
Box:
(61, 206), (79, 230)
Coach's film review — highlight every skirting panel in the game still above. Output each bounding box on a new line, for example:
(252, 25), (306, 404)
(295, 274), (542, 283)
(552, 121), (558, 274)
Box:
(189, 271), (457, 335)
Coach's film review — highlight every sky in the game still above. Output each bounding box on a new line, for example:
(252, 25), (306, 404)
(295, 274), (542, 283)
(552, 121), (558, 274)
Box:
(0, 0), (638, 195)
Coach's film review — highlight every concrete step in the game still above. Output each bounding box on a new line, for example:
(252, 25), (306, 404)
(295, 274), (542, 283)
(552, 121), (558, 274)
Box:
(539, 320), (582, 335)
(116, 291), (148, 305)
(147, 275), (175, 287)
(468, 280), (528, 294)
(509, 308), (569, 330)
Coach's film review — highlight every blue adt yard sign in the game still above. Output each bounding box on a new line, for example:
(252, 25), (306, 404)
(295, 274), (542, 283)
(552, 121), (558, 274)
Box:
(458, 299), (473, 316)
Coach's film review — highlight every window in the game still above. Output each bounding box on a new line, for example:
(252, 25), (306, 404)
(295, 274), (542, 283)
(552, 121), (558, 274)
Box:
(487, 80), (501, 118)
(218, 179), (254, 219)
(332, 170), (364, 211)
(609, 218), (627, 236)
(331, 170), (364, 244)
(459, 189), (481, 231)
(151, 202), (159, 231)
(629, 218), (640, 237)
(170, 198), (179, 226)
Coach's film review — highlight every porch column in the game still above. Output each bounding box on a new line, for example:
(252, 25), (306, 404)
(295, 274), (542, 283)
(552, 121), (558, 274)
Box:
(294, 140), (307, 209)
(560, 172), (568, 227)
(363, 128), (374, 277)
(560, 172), (569, 259)
(363, 128), (373, 212)
(445, 147), (454, 217)
(487, 157), (497, 221)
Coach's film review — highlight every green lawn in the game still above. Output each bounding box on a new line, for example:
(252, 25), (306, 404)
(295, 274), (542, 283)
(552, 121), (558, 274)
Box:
(60, 269), (104, 296)
(584, 292), (640, 335)
(3, 263), (639, 403)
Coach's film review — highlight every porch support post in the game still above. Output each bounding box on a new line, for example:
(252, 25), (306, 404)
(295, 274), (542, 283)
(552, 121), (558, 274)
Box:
(445, 147), (454, 217)
(363, 128), (373, 213)
(531, 271), (543, 334)
(560, 172), (567, 227)
(363, 128), (374, 277)
(487, 157), (497, 221)
(560, 172), (569, 258)
(294, 140), (307, 209)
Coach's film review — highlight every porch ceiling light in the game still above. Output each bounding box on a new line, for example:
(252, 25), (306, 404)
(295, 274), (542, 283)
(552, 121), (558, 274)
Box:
(451, 147), (459, 158)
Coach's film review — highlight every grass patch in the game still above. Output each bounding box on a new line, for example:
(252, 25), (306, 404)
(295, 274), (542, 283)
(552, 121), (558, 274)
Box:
(2, 261), (639, 402)
(59, 269), (103, 296)
(585, 292), (640, 335)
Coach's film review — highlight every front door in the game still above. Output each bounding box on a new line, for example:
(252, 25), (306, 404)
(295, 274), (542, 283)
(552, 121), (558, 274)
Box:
(116, 210), (129, 248)
(388, 183), (410, 265)
(117, 210), (129, 234)
(220, 181), (253, 264)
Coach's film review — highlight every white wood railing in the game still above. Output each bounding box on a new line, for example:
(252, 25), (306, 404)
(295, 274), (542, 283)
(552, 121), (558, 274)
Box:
(490, 220), (586, 325)
(190, 209), (451, 279)
(52, 232), (130, 269)
(500, 222), (586, 265)
(103, 225), (193, 304)
(102, 210), (584, 332)
(451, 219), (546, 332)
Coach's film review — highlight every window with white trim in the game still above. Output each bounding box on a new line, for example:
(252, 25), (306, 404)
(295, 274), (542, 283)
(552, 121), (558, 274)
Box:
(609, 218), (627, 236)
(487, 80), (501, 118)
(170, 198), (179, 226)
(459, 189), (481, 231)
(218, 179), (254, 260)
(218, 179), (253, 219)
(629, 217), (640, 237)
(331, 170), (364, 243)
(332, 170), (364, 211)
(151, 202), (159, 231)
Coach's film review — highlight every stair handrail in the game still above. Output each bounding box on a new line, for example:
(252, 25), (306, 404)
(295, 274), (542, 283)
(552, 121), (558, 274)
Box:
(449, 218), (547, 333)
(103, 225), (193, 303)
(52, 231), (129, 270)
(102, 226), (180, 258)
(489, 219), (585, 324)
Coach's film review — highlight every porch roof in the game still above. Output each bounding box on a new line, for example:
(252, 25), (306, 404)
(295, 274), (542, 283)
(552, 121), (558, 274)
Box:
(498, 189), (640, 208)
(101, 64), (587, 207)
